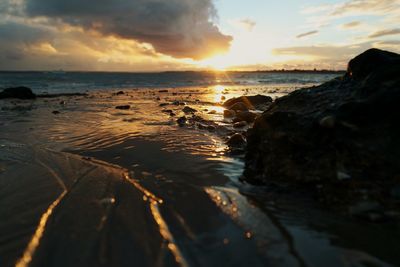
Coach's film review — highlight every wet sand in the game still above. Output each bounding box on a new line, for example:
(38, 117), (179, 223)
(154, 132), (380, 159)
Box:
(1, 85), (398, 267)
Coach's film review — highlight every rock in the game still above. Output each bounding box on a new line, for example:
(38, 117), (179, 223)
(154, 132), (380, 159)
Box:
(347, 48), (400, 81)
(349, 201), (381, 216)
(390, 185), (400, 199)
(227, 133), (246, 148)
(115, 91), (124, 95)
(52, 110), (60, 115)
(234, 111), (258, 123)
(115, 105), (130, 110)
(197, 123), (216, 132)
(223, 95), (273, 110)
(177, 116), (187, 126)
(233, 121), (247, 128)
(229, 102), (249, 112)
(208, 110), (217, 114)
(159, 103), (169, 107)
(319, 115), (336, 129)
(0, 87), (36, 99)
(182, 106), (197, 114)
(224, 110), (236, 118)
(173, 101), (186, 106)
(159, 89), (168, 93)
(243, 48), (400, 208)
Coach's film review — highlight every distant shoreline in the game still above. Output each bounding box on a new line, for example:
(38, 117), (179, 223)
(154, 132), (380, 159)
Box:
(0, 70), (346, 75)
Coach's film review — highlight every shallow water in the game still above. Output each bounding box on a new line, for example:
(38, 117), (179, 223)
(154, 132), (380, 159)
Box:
(1, 82), (399, 267)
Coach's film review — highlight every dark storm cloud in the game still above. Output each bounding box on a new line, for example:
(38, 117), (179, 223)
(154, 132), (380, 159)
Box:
(0, 21), (54, 62)
(24, 0), (232, 59)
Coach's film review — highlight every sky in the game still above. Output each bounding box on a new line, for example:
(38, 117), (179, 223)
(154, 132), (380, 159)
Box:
(0, 0), (399, 71)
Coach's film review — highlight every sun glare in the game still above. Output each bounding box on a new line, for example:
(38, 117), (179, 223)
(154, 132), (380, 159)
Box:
(200, 55), (230, 71)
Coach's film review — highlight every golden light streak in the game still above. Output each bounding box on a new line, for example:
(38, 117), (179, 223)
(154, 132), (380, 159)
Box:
(124, 173), (187, 266)
(16, 191), (67, 267)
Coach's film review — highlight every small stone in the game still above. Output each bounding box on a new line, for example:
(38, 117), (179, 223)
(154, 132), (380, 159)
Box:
(208, 110), (217, 114)
(52, 110), (60, 114)
(319, 115), (336, 128)
(349, 201), (381, 216)
(337, 171), (351, 180)
(233, 121), (247, 128)
(115, 105), (130, 110)
(158, 89), (168, 93)
(115, 91), (124, 95)
(227, 133), (246, 147)
(159, 103), (169, 107)
(207, 125), (216, 131)
(390, 185), (400, 199)
(173, 101), (186, 106)
(182, 106), (197, 114)
(177, 116), (187, 126)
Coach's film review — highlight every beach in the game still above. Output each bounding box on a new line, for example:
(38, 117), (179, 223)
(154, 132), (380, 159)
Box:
(1, 69), (399, 267)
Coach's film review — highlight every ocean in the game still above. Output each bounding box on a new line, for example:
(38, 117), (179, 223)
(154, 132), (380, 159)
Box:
(0, 71), (341, 93)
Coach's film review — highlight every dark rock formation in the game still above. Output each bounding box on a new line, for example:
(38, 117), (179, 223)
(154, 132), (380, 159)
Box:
(0, 87), (36, 99)
(234, 111), (258, 123)
(223, 95), (273, 111)
(244, 49), (400, 207)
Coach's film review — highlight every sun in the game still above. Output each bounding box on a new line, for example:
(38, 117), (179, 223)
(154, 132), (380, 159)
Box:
(198, 54), (232, 71)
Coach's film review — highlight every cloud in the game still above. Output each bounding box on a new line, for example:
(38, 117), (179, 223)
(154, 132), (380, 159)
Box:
(368, 28), (400, 38)
(341, 21), (361, 29)
(273, 43), (374, 60)
(238, 19), (256, 31)
(330, 0), (399, 17)
(24, 0), (232, 60)
(303, 0), (400, 28)
(296, 30), (318, 39)
(0, 21), (54, 61)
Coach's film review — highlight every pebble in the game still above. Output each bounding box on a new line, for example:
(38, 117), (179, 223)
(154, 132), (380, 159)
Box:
(319, 115), (336, 128)
(182, 106), (197, 114)
(227, 133), (246, 147)
(115, 105), (130, 110)
(177, 116), (187, 126)
(233, 121), (247, 128)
